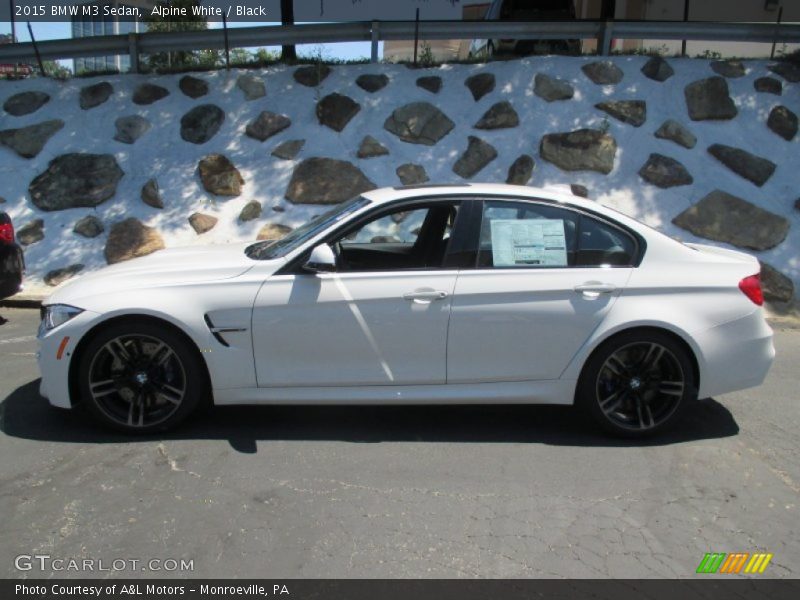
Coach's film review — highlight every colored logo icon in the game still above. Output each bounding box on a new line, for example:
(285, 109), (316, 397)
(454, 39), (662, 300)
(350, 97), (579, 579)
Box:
(696, 552), (773, 574)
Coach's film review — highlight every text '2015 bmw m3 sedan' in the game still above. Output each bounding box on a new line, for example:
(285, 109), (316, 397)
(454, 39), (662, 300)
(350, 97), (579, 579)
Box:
(37, 184), (774, 437)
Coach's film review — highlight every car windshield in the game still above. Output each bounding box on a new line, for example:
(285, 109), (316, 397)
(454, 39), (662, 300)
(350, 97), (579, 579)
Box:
(245, 196), (370, 260)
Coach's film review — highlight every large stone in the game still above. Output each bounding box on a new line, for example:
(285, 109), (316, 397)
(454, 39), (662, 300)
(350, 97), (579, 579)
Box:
(189, 213), (217, 234)
(198, 154), (244, 197)
(141, 178), (163, 209)
(316, 93), (360, 132)
(465, 73), (495, 101)
(285, 157), (376, 205)
(104, 218), (165, 264)
(356, 74), (389, 93)
(754, 76), (782, 95)
(453, 136), (498, 179)
(384, 102), (455, 145)
(3, 91), (49, 116)
(767, 105), (798, 141)
(29, 154), (124, 211)
(132, 83), (169, 105)
(79, 82), (113, 109)
(237, 74), (265, 100)
(684, 77), (737, 121)
(180, 104), (225, 144)
(710, 60), (746, 78)
(45, 264), (84, 287)
(239, 200), (262, 222)
(759, 261), (795, 303)
(506, 155), (534, 185)
(357, 135), (389, 159)
(0, 119), (64, 158)
(293, 65), (331, 87)
(596, 100), (646, 127)
(533, 73), (574, 102)
(571, 184), (589, 198)
(179, 75), (208, 99)
(416, 76), (442, 94)
(672, 190), (789, 251)
(582, 61), (623, 85)
(245, 111), (291, 142)
(768, 62), (800, 83)
(257, 223), (293, 241)
(638, 153), (693, 188)
(474, 101), (519, 130)
(707, 144), (776, 187)
(113, 115), (151, 144)
(654, 119), (697, 149)
(641, 56), (674, 82)
(396, 164), (429, 186)
(272, 139), (305, 160)
(16, 219), (44, 246)
(540, 129), (617, 174)
(73, 215), (104, 238)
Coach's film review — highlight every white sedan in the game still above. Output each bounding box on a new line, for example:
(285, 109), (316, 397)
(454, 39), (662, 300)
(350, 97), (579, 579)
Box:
(37, 184), (774, 437)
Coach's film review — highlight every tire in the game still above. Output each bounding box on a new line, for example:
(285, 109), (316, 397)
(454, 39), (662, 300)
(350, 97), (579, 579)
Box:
(77, 320), (208, 433)
(577, 330), (697, 438)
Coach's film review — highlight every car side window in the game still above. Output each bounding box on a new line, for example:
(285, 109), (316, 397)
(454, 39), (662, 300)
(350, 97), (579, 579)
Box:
(576, 215), (637, 267)
(332, 203), (459, 272)
(344, 209), (428, 244)
(478, 200), (577, 268)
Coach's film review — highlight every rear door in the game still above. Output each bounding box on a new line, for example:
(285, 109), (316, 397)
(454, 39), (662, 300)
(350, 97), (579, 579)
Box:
(447, 199), (638, 383)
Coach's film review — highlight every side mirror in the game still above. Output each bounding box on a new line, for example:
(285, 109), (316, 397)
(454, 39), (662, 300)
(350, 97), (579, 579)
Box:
(303, 244), (337, 273)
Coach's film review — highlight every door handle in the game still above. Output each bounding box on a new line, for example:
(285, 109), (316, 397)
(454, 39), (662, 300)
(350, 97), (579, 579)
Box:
(403, 290), (449, 303)
(574, 282), (617, 296)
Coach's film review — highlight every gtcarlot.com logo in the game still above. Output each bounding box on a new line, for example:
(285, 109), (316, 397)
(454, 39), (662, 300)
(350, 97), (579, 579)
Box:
(696, 552), (773, 574)
(14, 554), (194, 573)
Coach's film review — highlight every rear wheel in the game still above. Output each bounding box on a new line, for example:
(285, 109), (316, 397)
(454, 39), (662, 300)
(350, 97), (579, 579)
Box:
(78, 321), (207, 433)
(577, 330), (696, 437)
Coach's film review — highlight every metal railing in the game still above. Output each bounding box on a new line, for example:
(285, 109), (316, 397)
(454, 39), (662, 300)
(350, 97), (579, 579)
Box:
(1, 19), (799, 72)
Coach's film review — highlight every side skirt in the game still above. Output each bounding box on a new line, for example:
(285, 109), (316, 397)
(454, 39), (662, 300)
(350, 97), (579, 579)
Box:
(213, 379), (578, 406)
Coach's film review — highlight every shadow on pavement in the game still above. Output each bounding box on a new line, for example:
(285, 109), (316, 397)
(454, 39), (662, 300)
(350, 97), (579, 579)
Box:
(1, 379), (739, 453)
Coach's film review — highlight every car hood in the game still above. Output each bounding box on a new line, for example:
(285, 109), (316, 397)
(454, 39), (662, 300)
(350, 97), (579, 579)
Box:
(46, 242), (274, 306)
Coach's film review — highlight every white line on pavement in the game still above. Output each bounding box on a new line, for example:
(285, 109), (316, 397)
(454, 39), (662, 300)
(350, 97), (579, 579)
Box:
(0, 335), (36, 345)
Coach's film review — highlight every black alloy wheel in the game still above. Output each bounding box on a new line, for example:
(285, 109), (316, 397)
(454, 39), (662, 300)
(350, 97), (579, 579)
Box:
(78, 321), (207, 433)
(578, 331), (696, 437)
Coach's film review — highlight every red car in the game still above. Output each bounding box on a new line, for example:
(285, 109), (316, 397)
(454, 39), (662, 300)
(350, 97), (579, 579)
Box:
(0, 211), (24, 299)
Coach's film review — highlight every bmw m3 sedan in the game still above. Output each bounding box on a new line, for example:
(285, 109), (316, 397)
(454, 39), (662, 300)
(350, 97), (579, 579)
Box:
(37, 184), (775, 436)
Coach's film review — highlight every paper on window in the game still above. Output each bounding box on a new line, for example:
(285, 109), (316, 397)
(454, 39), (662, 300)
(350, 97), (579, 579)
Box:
(490, 219), (568, 267)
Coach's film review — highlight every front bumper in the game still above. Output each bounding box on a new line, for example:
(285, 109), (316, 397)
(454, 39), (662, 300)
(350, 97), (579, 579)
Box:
(37, 309), (100, 409)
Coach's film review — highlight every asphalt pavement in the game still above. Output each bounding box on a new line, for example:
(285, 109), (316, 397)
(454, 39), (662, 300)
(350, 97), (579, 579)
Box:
(0, 307), (798, 578)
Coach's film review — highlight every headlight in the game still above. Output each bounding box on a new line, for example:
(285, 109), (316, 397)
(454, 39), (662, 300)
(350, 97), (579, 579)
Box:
(38, 304), (84, 336)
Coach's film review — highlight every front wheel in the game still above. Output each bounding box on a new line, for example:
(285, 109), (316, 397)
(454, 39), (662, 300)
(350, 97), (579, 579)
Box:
(577, 331), (697, 437)
(78, 321), (207, 433)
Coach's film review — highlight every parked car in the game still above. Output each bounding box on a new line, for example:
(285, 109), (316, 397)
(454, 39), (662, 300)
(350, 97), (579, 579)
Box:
(469, 0), (581, 58)
(0, 211), (24, 299)
(37, 184), (774, 436)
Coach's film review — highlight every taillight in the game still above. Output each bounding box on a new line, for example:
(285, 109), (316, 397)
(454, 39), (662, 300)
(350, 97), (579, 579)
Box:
(739, 273), (763, 306)
(0, 222), (14, 244)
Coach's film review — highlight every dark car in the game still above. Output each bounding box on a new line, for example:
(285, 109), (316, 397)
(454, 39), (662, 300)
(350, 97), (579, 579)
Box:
(0, 211), (24, 299)
(469, 0), (581, 58)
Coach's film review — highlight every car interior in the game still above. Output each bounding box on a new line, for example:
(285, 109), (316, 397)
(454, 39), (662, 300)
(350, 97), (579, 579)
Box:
(333, 204), (459, 271)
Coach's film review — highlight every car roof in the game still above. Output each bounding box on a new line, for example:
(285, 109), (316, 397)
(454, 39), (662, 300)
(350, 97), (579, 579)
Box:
(362, 183), (598, 211)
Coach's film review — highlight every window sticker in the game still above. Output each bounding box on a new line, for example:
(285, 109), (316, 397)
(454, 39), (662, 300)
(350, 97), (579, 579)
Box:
(489, 219), (568, 267)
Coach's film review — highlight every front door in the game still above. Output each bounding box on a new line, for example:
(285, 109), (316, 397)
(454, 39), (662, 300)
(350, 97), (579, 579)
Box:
(252, 201), (461, 388)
